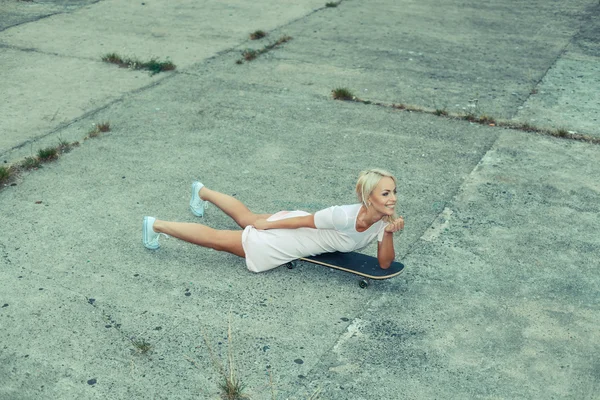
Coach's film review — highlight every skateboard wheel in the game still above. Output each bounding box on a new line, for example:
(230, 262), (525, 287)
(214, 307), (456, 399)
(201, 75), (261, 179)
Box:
(359, 279), (369, 289)
(286, 261), (297, 269)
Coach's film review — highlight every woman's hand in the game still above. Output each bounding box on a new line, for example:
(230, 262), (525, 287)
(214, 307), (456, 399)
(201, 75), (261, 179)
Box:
(253, 219), (271, 230)
(384, 216), (404, 233)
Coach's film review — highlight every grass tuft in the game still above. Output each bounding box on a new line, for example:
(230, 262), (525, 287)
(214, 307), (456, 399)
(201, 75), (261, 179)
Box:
(21, 156), (41, 170)
(0, 166), (11, 184)
(101, 52), (122, 64)
(462, 112), (476, 122)
(144, 58), (176, 75)
(249, 30), (267, 40)
(86, 121), (112, 139)
(37, 147), (59, 162)
(556, 127), (569, 137)
(97, 122), (111, 132)
(0, 123), (115, 193)
(519, 122), (535, 132)
(196, 311), (249, 400)
(434, 109), (448, 116)
(102, 53), (176, 75)
(274, 35), (292, 46)
(236, 35), (292, 64)
(478, 114), (496, 125)
(242, 49), (258, 61)
(325, 2), (340, 7)
(331, 87), (354, 101)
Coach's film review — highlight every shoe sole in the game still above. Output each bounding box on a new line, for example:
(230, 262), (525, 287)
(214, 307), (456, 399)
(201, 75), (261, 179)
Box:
(143, 217), (159, 250)
(190, 182), (204, 217)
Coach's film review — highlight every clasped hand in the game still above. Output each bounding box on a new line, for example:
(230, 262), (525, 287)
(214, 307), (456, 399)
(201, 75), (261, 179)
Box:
(384, 216), (404, 233)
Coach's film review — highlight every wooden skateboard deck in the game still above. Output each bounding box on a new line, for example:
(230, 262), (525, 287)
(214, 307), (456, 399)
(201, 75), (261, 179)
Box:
(289, 251), (405, 288)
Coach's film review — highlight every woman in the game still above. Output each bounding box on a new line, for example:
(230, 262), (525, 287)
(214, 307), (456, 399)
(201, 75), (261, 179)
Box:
(142, 169), (404, 272)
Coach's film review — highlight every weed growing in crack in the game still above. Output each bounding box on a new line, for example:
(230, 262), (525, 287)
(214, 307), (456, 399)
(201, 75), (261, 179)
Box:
(21, 156), (41, 170)
(236, 35), (292, 64)
(0, 122), (111, 191)
(519, 122), (535, 131)
(242, 49), (258, 61)
(97, 122), (111, 132)
(37, 147), (59, 162)
(102, 53), (176, 75)
(191, 312), (250, 400)
(249, 30), (267, 40)
(0, 166), (11, 184)
(85, 122), (111, 139)
(556, 127), (569, 137)
(477, 114), (496, 125)
(331, 87), (355, 101)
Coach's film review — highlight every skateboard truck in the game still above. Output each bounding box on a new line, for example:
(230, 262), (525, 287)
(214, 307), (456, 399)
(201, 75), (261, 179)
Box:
(284, 252), (404, 289)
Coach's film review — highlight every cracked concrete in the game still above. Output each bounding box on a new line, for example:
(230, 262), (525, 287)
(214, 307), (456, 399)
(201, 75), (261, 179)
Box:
(1, 0), (599, 399)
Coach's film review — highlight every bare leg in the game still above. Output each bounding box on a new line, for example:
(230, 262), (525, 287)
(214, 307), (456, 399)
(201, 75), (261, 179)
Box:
(153, 219), (245, 257)
(199, 187), (271, 228)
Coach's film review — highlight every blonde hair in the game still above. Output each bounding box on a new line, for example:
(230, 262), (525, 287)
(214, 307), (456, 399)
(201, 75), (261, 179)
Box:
(355, 168), (397, 222)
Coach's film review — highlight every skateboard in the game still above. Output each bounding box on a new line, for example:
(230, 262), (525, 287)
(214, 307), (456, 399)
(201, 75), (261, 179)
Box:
(285, 251), (405, 288)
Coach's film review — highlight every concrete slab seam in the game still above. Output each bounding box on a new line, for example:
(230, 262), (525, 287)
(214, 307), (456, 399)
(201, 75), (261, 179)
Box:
(0, 0), (103, 33)
(402, 132), (501, 259)
(509, 2), (598, 119)
(0, 75), (171, 159)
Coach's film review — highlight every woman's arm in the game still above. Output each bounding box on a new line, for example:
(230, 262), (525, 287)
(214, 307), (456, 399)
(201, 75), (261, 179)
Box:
(254, 215), (316, 230)
(377, 232), (396, 269)
(377, 217), (404, 269)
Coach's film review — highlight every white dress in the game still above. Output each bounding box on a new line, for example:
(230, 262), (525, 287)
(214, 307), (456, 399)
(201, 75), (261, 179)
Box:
(241, 204), (387, 273)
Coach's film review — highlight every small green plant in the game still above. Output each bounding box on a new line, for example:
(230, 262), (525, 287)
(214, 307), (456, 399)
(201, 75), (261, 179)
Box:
(249, 30), (267, 40)
(102, 53), (175, 75)
(131, 338), (152, 354)
(242, 49), (258, 61)
(556, 127), (569, 137)
(37, 147), (59, 162)
(58, 137), (70, 149)
(434, 108), (448, 116)
(144, 58), (176, 75)
(86, 122), (111, 139)
(0, 166), (11, 184)
(273, 35), (292, 46)
(463, 112), (476, 122)
(520, 122), (535, 131)
(57, 137), (79, 153)
(478, 114), (495, 125)
(325, 2), (340, 7)
(87, 128), (100, 138)
(21, 156), (41, 170)
(196, 312), (249, 400)
(101, 52), (122, 64)
(236, 35), (292, 63)
(97, 122), (111, 132)
(331, 87), (354, 100)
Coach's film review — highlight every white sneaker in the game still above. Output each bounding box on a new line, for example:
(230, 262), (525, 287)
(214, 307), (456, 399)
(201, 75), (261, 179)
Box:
(142, 216), (163, 249)
(190, 181), (206, 217)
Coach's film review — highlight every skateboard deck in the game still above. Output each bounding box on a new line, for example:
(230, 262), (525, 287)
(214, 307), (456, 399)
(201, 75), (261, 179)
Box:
(291, 251), (405, 288)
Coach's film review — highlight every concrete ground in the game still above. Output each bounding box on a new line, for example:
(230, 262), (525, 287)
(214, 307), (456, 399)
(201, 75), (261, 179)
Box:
(1, 0), (599, 399)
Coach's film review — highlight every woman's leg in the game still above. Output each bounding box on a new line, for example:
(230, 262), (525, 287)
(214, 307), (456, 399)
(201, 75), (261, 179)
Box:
(153, 219), (246, 257)
(199, 187), (271, 228)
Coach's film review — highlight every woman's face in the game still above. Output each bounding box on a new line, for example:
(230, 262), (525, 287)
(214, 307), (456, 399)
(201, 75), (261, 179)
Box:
(368, 177), (397, 216)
